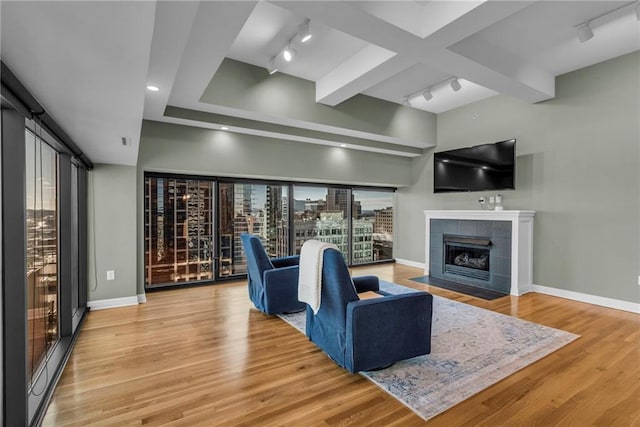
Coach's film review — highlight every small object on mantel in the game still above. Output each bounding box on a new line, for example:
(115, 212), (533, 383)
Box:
(358, 291), (383, 300)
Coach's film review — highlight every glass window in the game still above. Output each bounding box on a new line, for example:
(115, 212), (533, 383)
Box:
(218, 182), (289, 277)
(293, 186), (350, 260)
(25, 129), (59, 383)
(144, 177), (214, 287)
(352, 189), (394, 264)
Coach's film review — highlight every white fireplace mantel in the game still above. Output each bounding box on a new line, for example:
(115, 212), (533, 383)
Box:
(424, 210), (536, 296)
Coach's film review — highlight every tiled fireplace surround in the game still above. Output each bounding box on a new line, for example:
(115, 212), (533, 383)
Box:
(424, 211), (536, 296)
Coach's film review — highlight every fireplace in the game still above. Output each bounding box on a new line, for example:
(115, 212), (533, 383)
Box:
(443, 235), (491, 281)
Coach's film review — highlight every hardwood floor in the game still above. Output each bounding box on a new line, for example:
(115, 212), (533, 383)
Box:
(42, 264), (640, 426)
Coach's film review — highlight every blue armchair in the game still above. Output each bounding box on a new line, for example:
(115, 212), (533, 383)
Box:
(305, 248), (433, 373)
(240, 234), (306, 314)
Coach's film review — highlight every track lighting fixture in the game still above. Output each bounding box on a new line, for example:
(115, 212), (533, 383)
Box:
(450, 78), (462, 92)
(283, 44), (296, 62)
(265, 18), (312, 73)
(576, 22), (594, 43)
(299, 19), (312, 43)
(422, 88), (433, 101)
(574, 1), (639, 43)
(267, 57), (278, 75)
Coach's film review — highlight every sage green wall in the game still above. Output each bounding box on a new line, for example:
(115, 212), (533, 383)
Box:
(397, 52), (640, 303)
(136, 120), (414, 294)
(87, 164), (138, 301)
(139, 120), (413, 186)
(201, 59), (436, 146)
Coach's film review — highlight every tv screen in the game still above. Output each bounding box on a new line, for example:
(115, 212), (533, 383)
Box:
(433, 139), (515, 193)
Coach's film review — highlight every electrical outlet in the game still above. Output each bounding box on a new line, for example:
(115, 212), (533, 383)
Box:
(489, 196), (495, 204)
(478, 197), (485, 204)
(106, 270), (115, 281)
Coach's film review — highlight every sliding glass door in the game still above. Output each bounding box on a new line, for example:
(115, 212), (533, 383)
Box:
(144, 174), (395, 287)
(144, 176), (215, 288)
(352, 189), (394, 264)
(218, 181), (289, 277)
(293, 186), (350, 260)
(25, 129), (59, 384)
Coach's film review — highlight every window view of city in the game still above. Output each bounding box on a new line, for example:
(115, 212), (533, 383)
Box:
(294, 187), (394, 264)
(219, 183), (289, 276)
(144, 175), (394, 285)
(25, 130), (59, 382)
(144, 177), (214, 287)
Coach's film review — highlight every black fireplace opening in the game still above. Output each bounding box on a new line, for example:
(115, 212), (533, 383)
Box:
(443, 235), (491, 281)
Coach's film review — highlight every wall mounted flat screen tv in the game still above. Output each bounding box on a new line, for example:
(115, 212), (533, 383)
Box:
(434, 139), (516, 193)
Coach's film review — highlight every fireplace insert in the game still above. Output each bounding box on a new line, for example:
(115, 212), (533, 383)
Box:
(443, 235), (491, 281)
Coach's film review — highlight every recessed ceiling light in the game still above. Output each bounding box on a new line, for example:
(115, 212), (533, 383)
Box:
(340, 144), (347, 148)
(220, 126), (229, 131)
(146, 85), (159, 92)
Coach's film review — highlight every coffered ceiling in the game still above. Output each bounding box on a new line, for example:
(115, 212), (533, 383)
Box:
(1, 1), (638, 165)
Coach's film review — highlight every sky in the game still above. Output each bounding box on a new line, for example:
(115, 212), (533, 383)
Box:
(251, 184), (394, 211)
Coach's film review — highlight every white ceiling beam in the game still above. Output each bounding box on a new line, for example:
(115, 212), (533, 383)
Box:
(446, 38), (555, 102)
(169, 1), (258, 105)
(143, 1), (200, 120)
(316, 47), (413, 106)
(273, 0), (553, 105)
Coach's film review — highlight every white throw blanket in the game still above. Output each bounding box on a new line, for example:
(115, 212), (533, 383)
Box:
(298, 239), (338, 314)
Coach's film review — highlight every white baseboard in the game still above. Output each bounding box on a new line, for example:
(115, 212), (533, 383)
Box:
(395, 258), (426, 270)
(532, 284), (640, 314)
(88, 296), (139, 311)
(137, 293), (147, 304)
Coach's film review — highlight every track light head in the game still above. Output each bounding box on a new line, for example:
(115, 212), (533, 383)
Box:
(283, 45), (296, 62)
(266, 57), (278, 75)
(450, 78), (462, 92)
(576, 22), (593, 43)
(300, 19), (312, 43)
(422, 89), (433, 101)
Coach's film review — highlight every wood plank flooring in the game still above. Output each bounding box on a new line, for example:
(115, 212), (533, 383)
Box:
(42, 264), (640, 426)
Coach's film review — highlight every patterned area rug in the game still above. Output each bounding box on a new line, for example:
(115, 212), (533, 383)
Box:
(279, 281), (579, 421)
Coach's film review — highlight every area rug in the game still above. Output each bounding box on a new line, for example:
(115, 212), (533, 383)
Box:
(279, 281), (579, 421)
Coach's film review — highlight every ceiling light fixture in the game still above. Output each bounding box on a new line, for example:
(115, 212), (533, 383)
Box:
(574, 1), (638, 43)
(450, 78), (462, 92)
(267, 56), (278, 75)
(266, 18), (312, 73)
(146, 85), (159, 92)
(576, 22), (594, 42)
(339, 143), (347, 148)
(283, 44), (296, 62)
(220, 126), (229, 131)
(402, 76), (466, 106)
(299, 19), (312, 43)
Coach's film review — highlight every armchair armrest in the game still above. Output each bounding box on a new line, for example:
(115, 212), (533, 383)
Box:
(352, 275), (379, 293)
(271, 255), (300, 268)
(262, 265), (302, 313)
(345, 292), (433, 372)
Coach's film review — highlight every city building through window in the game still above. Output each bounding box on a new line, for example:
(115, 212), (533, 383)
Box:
(144, 174), (395, 287)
